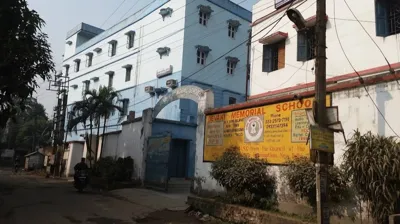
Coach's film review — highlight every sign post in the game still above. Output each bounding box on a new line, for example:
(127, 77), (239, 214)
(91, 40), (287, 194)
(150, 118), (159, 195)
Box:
(310, 126), (334, 153)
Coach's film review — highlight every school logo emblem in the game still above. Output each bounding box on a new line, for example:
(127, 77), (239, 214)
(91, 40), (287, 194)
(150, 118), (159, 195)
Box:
(244, 116), (264, 142)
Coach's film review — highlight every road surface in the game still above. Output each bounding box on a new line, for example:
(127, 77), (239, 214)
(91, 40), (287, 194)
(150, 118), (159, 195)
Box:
(0, 169), (215, 224)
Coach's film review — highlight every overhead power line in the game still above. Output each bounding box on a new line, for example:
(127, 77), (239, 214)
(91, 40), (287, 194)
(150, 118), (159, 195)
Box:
(333, 0), (400, 138)
(118, 0), (144, 22)
(65, 0), (287, 129)
(342, 0), (398, 84)
(101, 0), (127, 28)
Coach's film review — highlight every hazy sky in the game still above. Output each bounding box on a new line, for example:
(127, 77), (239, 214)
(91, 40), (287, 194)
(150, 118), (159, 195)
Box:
(27, 0), (259, 116)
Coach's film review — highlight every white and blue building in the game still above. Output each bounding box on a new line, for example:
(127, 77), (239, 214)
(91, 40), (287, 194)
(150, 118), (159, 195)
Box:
(60, 0), (252, 181)
(62, 0), (251, 141)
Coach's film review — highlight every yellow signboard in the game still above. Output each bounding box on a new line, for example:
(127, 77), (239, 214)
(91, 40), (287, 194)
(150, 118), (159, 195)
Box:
(204, 95), (331, 164)
(310, 126), (334, 153)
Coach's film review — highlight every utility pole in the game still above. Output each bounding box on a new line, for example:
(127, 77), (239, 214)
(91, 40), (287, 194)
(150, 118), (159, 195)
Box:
(47, 71), (69, 177)
(314, 0), (329, 223)
(288, 0), (329, 222)
(32, 97), (38, 152)
(245, 29), (252, 101)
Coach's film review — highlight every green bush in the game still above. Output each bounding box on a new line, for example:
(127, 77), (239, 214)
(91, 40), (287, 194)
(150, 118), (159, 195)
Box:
(281, 156), (356, 218)
(91, 156), (134, 183)
(343, 131), (400, 224)
(210, 147), (278, 210)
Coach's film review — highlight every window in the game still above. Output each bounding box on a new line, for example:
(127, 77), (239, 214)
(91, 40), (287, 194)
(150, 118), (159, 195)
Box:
(105, 71), (114, 88)
(84, 82), (90, 92)
(297, 27), (315, 62)
(86, 53), (93, 67)
(228, 24), (236, 38)
(197, 5), (213, 26)
(229, 97), (237, 105)
(199, 11), (208, 26)
(125, 66), (132, 82)
(82, 81), (90, 96)
(196, 45), (211, 65)
(226, 56), (239, 75)
(376, 0), (400, 36)
(74, 59), (80, 72)
(197, 50), (206, 65)
(263, 41), (286, 72)
(108, 74), (113, 88)
(126, 31), (135, 49)
(108, 40), (117, 57)
(64, 65), (70, 77)
(121, 99), (129, 116)
(227, 60), (235, 74)
(227, 19), (241, 38)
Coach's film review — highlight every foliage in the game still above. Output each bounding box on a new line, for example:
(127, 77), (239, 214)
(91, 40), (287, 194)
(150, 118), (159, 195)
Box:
(15, 118), (52, 148)
(210, 147), (278, 210)
(68, 87), (122, 161)
(87, 87), (122, 157)
(342, 130), (400, 223)
(90, 86), (122, 121)
(281, 157), (356, 218)
(0, 0), (54, 127)
(91, 156), (134, 183)
(67, 96), (98, 134)
(1, 98), (51, 150)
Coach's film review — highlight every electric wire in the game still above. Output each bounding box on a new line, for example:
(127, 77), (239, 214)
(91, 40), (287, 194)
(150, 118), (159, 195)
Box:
(70, 0), (300, 130)
(342, 0), (398, 84)
(62, 0), (197, 63)
(118, 0), (145, 22)
(333, 0), (400, 138)
(65, 0), (248, 82)
(100, 0), (127, 28)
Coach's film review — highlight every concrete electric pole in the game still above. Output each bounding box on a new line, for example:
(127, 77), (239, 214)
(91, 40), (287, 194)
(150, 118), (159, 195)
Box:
(314, 0), (329, 223)
(287, 0), (330, 223)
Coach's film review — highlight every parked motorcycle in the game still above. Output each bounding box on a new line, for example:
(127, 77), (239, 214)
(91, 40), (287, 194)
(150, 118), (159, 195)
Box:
(74, 170), (88, 192)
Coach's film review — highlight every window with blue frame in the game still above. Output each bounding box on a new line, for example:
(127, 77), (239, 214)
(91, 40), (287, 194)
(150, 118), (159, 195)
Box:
(375, 0), (400, 37)
(297, 27), (316, 62)
(262, 41), (285, 72)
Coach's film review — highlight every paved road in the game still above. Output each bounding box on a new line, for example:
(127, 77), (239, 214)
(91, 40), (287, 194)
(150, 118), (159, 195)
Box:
(0, 169), (209, 224)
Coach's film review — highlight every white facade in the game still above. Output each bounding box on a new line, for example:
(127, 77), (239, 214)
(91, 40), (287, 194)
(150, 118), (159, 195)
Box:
(250, 0), (400, 96)
(65, 142), (84, 177)
(61, 0), (252, 141)
(63, 0), (187, 103)
(249, 0), (400, 160)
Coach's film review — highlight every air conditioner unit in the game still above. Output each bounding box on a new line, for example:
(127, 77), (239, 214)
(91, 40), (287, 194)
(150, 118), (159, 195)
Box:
(144, 86), (155, 94)
(166, 79), (178, 88)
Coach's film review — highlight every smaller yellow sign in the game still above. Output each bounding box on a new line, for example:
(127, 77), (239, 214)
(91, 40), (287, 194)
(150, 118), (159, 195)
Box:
(310, 126), (334, 153)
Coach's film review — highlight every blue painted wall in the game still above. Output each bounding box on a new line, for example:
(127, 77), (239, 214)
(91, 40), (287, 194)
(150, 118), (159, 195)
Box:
(152, 119), (197, 178)
(179, 78), (245, 123)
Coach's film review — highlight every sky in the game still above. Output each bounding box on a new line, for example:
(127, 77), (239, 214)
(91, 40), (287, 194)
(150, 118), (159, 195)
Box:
(27, 0), (259, 116)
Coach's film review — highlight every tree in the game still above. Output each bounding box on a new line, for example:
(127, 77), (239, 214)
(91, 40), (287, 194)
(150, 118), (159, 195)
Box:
(88, 86), (122, 158)
(67, 94), (99, 167)
(67, 87), (122, 162)
(0, 0), (55, 127)
(343, 131), (400, 224)
(0, 98), (50, 150)
(281, 157), (356, 219)
(16, 118), (52, 150)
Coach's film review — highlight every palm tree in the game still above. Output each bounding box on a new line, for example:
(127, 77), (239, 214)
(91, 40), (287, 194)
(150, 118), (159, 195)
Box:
(67, 93), (99, 166)
(87, 86), (122, 158)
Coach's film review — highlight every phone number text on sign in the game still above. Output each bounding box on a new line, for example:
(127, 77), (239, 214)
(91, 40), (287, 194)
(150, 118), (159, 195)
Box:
(204, 95), (331, 164)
